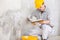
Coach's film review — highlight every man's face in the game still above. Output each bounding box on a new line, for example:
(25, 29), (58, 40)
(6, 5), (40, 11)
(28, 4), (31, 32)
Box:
(37, 5), (46, 11)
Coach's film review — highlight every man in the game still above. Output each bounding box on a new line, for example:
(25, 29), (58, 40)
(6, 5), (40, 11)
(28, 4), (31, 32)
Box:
(27, 0), (53, 40)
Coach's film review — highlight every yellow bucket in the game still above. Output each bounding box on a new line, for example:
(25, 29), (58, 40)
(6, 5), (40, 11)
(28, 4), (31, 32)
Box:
(22, 36), (38, 40)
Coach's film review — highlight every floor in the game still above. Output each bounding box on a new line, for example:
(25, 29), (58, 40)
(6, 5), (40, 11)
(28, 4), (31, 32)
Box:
(48, 36), (60, 40)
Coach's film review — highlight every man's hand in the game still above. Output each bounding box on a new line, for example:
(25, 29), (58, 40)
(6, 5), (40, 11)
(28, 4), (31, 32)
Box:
(43, 20), (50, 24)
(38, 20), (50, 24)
(31, 22), (36, 25)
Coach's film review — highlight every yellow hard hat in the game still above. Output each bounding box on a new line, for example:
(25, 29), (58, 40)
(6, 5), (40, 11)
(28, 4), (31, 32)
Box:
(35, 0), (44, 9)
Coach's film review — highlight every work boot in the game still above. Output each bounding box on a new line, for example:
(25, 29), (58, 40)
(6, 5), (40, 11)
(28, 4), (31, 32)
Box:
(40, 35), (48, 40)
(43, 39), (47, 40)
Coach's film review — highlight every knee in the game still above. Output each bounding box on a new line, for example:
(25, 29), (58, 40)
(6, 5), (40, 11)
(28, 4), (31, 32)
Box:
(42, 24), (50, 29)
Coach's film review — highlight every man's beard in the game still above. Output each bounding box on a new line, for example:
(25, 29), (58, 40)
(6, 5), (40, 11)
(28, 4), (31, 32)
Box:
(41, 11), (44, 13)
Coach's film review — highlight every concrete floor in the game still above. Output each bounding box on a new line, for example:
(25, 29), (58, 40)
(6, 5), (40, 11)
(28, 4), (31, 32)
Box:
(38, 36), (60, 40)
(48, 36), (60, 40)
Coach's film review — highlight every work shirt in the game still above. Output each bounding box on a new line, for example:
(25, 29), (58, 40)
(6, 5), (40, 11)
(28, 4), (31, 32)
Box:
(28, 9), (54, 27)
(30, 10), (49, 21)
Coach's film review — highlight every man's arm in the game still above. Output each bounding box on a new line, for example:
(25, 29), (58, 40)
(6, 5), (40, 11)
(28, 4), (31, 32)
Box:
(41, 20), (50, 24)
(41, 20), (54, 28)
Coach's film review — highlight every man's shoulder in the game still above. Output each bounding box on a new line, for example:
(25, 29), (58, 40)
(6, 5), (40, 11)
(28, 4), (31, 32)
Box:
(32, 10), (40, 15)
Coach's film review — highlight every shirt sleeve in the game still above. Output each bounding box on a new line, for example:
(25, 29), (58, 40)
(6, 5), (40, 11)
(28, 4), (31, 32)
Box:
(27, 10), (38, 22)
(45, 7), (50, 20)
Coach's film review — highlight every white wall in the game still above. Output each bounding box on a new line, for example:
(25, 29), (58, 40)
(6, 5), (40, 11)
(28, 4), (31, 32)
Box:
(0, 0), (21, 40)
(0, 0), (21, 16)
(58, 0), (60, 35)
